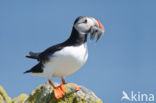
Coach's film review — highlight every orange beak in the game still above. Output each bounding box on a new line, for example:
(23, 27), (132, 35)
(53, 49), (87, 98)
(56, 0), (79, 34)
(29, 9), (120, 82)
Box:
(95, 19), (104, 30)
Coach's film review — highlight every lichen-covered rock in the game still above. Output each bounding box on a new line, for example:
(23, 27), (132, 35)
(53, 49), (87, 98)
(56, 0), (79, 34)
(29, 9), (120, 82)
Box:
(12, 94), (28, 103)
(26, 82), (103, 103)
(0, 83), (102, 103)
(0, 85), (11, 103)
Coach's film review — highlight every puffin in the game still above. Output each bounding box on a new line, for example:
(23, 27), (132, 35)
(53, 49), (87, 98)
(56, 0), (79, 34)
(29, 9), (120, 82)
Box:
(24, 16), (104, 99)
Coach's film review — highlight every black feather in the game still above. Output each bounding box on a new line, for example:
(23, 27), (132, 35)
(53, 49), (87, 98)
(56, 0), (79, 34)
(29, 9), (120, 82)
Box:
(24, 63), (43, 73)
(26, 51), (40, 60)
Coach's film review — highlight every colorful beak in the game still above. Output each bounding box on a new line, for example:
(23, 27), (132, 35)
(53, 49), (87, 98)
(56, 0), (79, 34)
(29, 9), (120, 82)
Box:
(95, 19), (104, 30)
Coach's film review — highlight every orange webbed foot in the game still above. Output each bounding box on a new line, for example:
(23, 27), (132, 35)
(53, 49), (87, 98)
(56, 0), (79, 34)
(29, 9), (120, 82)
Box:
(54, 84), (65, 99)
(74, 84), (81, 91)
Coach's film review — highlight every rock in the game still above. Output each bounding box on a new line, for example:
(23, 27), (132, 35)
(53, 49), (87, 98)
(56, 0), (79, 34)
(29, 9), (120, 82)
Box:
(0, 85), (11, 103)
(0, 85), (28, 103)
(12, 94), (28, 103)
(26, 82), (102, 103)
(0, 83), (103, 103)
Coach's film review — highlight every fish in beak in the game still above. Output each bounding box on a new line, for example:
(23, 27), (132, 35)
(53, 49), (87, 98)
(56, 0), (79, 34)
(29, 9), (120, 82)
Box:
(90, 18), (104, 42)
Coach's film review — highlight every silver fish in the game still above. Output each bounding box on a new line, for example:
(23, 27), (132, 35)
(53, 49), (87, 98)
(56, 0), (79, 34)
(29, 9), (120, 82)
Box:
(90, 26), (104, 42)
(96, 33), (102, 42)
(90, 32), (96, 40)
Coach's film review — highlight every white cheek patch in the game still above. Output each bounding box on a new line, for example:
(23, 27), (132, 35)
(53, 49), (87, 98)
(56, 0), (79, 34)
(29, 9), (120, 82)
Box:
(74, 19), (94, 34)
(77, 24), (89, 32)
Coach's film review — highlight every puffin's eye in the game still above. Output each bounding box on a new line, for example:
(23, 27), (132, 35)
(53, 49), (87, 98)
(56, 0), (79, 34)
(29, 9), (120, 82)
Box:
(83, 19), (87, 23)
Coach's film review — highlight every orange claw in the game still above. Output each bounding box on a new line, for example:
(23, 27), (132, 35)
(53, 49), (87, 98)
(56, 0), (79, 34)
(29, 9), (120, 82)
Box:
(74, 84), (81, 91)
(54, 84), (65, 99)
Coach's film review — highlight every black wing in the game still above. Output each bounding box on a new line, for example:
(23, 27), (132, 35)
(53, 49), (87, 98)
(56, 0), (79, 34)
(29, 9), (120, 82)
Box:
(38, 43), (64, 62)
(26, 41), (66, 62)
(24, 63), (43, 73)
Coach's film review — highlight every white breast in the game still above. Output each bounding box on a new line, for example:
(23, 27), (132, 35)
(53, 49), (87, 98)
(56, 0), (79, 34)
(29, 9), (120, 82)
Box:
(42, 43), (88, 79)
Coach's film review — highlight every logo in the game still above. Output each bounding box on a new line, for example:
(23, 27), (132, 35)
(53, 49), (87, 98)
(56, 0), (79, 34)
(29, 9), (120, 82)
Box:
(121, 90), (154, 102)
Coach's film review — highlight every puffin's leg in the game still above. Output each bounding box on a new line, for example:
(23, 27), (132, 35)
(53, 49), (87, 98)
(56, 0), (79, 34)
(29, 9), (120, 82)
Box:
(61, 78), (80, 91)
(48, 80), (65, 99)
(61, 77), (66, 84)
(48, 80), (55, 87)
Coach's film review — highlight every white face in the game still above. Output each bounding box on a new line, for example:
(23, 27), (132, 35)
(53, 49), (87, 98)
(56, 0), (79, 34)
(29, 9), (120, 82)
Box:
(74, 16), (104, 41)
(74, 17), (98, 34)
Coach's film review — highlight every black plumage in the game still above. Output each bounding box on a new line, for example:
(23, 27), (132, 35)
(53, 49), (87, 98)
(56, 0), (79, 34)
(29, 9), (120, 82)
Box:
(24, 63), (43, 73)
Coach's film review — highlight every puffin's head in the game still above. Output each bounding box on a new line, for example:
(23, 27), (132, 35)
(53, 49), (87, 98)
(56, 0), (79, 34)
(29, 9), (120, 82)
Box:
(74, 16), (104, 41)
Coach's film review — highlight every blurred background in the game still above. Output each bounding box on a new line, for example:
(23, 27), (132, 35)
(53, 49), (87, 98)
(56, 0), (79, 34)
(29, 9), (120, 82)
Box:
(0, 0), (156, 102)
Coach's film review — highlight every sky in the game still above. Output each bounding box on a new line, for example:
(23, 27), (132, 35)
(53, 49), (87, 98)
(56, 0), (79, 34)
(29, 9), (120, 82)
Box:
(0, 0), (156, 102)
